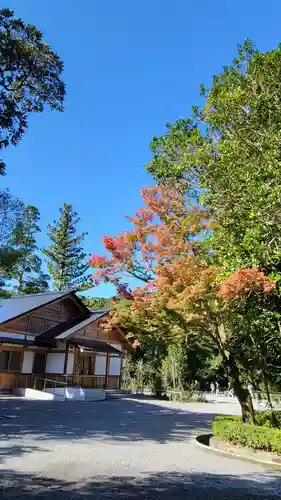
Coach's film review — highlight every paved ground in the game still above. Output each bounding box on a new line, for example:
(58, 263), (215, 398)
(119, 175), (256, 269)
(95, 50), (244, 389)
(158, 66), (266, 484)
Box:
(1, 396), (281, 499)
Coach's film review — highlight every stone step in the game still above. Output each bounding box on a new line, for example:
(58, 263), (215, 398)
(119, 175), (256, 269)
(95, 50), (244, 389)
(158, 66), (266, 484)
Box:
(106, 389), (131, 398)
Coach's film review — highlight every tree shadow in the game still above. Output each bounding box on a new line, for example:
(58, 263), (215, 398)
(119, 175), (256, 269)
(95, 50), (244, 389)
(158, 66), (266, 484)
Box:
(0, 396), (218, 445)
(0, 444), (44, 464)
(1, 469), (281, 499)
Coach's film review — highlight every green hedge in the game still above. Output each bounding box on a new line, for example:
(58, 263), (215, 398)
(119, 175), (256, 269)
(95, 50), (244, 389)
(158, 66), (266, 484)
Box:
(254, 411), (281, 428)
(212, 414), (281, 455)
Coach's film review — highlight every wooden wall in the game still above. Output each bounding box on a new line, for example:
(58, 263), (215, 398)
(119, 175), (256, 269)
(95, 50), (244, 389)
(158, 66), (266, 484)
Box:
(0, 372), (17, 390)
(3, 296), (85, 336)
(73, 321), (126, 347)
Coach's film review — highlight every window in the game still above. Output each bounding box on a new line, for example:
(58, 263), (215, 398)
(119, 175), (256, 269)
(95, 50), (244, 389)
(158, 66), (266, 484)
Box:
(79, 356), (95, 375)
(9, 351), (21, 371)
(0, 351), (21, 372)
(0, 351), (9, 371)
(33, 353), (46, 374)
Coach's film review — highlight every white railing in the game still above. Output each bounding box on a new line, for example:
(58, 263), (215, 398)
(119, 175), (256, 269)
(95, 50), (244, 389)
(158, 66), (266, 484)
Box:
(33, 376), (70, 400)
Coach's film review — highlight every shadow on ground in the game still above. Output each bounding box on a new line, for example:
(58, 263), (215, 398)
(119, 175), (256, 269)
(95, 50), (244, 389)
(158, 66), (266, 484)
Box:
(0, 443), (46, 463)
(1, 469), (281, 499)
(0, 396), (216, 448)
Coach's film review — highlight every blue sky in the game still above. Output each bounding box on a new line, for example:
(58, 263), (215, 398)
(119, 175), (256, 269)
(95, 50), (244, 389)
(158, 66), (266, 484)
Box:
(3, 1), (281, 297)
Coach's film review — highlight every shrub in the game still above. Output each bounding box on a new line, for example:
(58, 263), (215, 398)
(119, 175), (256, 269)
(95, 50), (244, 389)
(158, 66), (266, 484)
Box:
(212, 414), (281, 455)
(254, 411), (281, 428)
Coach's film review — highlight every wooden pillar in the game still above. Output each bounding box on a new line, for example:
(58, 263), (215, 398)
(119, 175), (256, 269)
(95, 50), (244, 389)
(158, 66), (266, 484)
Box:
(119, 354), (123, 389)
(76, 347), (80, 386)
(91, 353), (96, 376)
(63, 343), (69, 375)
(105, 352), (110, 389)
(20, 348), (25, 373)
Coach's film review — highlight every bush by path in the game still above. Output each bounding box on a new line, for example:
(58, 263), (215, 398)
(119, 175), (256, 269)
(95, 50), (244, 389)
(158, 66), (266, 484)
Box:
(212, 413), (281, 455)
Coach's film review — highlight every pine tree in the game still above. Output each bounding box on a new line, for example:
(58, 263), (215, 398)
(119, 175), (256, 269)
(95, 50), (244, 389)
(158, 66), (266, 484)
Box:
(0, 189), (24, 246)
(44, 203), (89, 290)
(10, 205), (48, 293)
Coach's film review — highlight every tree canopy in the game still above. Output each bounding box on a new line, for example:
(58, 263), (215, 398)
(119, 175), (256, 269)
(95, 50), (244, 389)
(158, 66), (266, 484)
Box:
(10, 205), (48, 293)
(88, 42), (281, 422)
(147, 41), (281, 275)
(0, 8), (65, 173)
(89, 184), (277, 422)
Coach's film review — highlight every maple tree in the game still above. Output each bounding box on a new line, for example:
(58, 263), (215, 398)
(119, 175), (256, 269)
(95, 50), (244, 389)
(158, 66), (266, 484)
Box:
(90, 184), (203, 291)
(90, 185), (276, 423)
(218, 268), (275, 302)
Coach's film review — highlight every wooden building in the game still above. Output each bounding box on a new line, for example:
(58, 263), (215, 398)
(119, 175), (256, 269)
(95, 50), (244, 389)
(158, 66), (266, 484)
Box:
(0, 290), (129, 392)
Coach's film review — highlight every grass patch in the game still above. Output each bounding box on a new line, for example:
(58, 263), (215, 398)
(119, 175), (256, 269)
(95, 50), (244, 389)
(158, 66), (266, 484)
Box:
(212, 413), (281, 455)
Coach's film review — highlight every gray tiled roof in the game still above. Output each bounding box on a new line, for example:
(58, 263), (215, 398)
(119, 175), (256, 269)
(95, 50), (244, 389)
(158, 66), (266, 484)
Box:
(55, 310), (110, 340)
(0, 290), (74, 324)
(89, 309), (111, 318)
(72, 338), (120, 354)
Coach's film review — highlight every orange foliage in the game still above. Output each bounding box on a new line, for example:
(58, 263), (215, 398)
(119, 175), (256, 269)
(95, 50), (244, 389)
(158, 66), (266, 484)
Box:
(90, 185), (275, 310)
(89, 184), (208, 293)
(218, 268), (275, 302)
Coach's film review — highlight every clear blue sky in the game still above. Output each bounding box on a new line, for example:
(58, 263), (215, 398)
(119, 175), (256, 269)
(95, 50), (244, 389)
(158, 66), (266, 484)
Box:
(3, 1), (281, 297)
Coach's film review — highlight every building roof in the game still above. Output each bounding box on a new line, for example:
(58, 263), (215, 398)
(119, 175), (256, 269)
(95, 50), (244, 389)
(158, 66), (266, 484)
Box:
(0, 337), (35, 347)
(0, 290), (77, 325)
(36, 309), (110, 342)
(56, 309), (110, 340)
(0, 290), (123, 355)
(72, 338), (121, 354)
(35, 308), (117, 353)
(89, 309), (111, 317)
(0, 336), (56, 348)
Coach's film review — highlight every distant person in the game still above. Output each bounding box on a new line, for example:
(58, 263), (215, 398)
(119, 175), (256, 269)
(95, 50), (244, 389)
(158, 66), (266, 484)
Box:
(228, 381), (234, 398)
(210, 382), (215, 395)
(215, 381), (220, 396)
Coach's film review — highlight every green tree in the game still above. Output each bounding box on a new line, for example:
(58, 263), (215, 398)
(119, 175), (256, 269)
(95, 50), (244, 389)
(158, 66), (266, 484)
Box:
(0, 190), (25, 293)
(10, 205), (48, 293)
(81, 296), (112, 310)
(0, 8), (65, 173)
(44, 203), (89, 291)
(0, 189), (24, 245)
(145, 42), (281, 411)
(0, 246), (22, 297)
(147, 41), (281, 277)
(226, 291), (281, 412)
(21, 275), (49, 294)
(126, 335), (168, 396)
(90, 184), (279, 422)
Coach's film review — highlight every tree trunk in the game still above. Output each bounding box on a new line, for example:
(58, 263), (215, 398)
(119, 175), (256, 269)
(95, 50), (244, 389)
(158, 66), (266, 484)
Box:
(262, 367), (273, 410)
(18, 270), (23, 292)
(261, 367), (278, 427)
(227, 357), (255, 424)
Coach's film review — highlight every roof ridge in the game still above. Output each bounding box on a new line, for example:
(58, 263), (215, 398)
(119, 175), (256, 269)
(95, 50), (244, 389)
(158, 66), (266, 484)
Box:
(90, 308), (111, 313)
(11, 290), (74, 299)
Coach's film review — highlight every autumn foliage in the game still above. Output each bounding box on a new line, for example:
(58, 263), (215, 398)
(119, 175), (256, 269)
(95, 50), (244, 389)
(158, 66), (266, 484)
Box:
(89, 184), (278, 423)
(89, 185), (275, 328)
(218, 268), (275, 302)
(89, 185), (209, 292)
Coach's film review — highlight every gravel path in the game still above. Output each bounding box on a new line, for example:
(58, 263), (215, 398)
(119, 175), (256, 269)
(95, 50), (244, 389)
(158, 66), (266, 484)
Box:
(1, 396), (281, 499)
